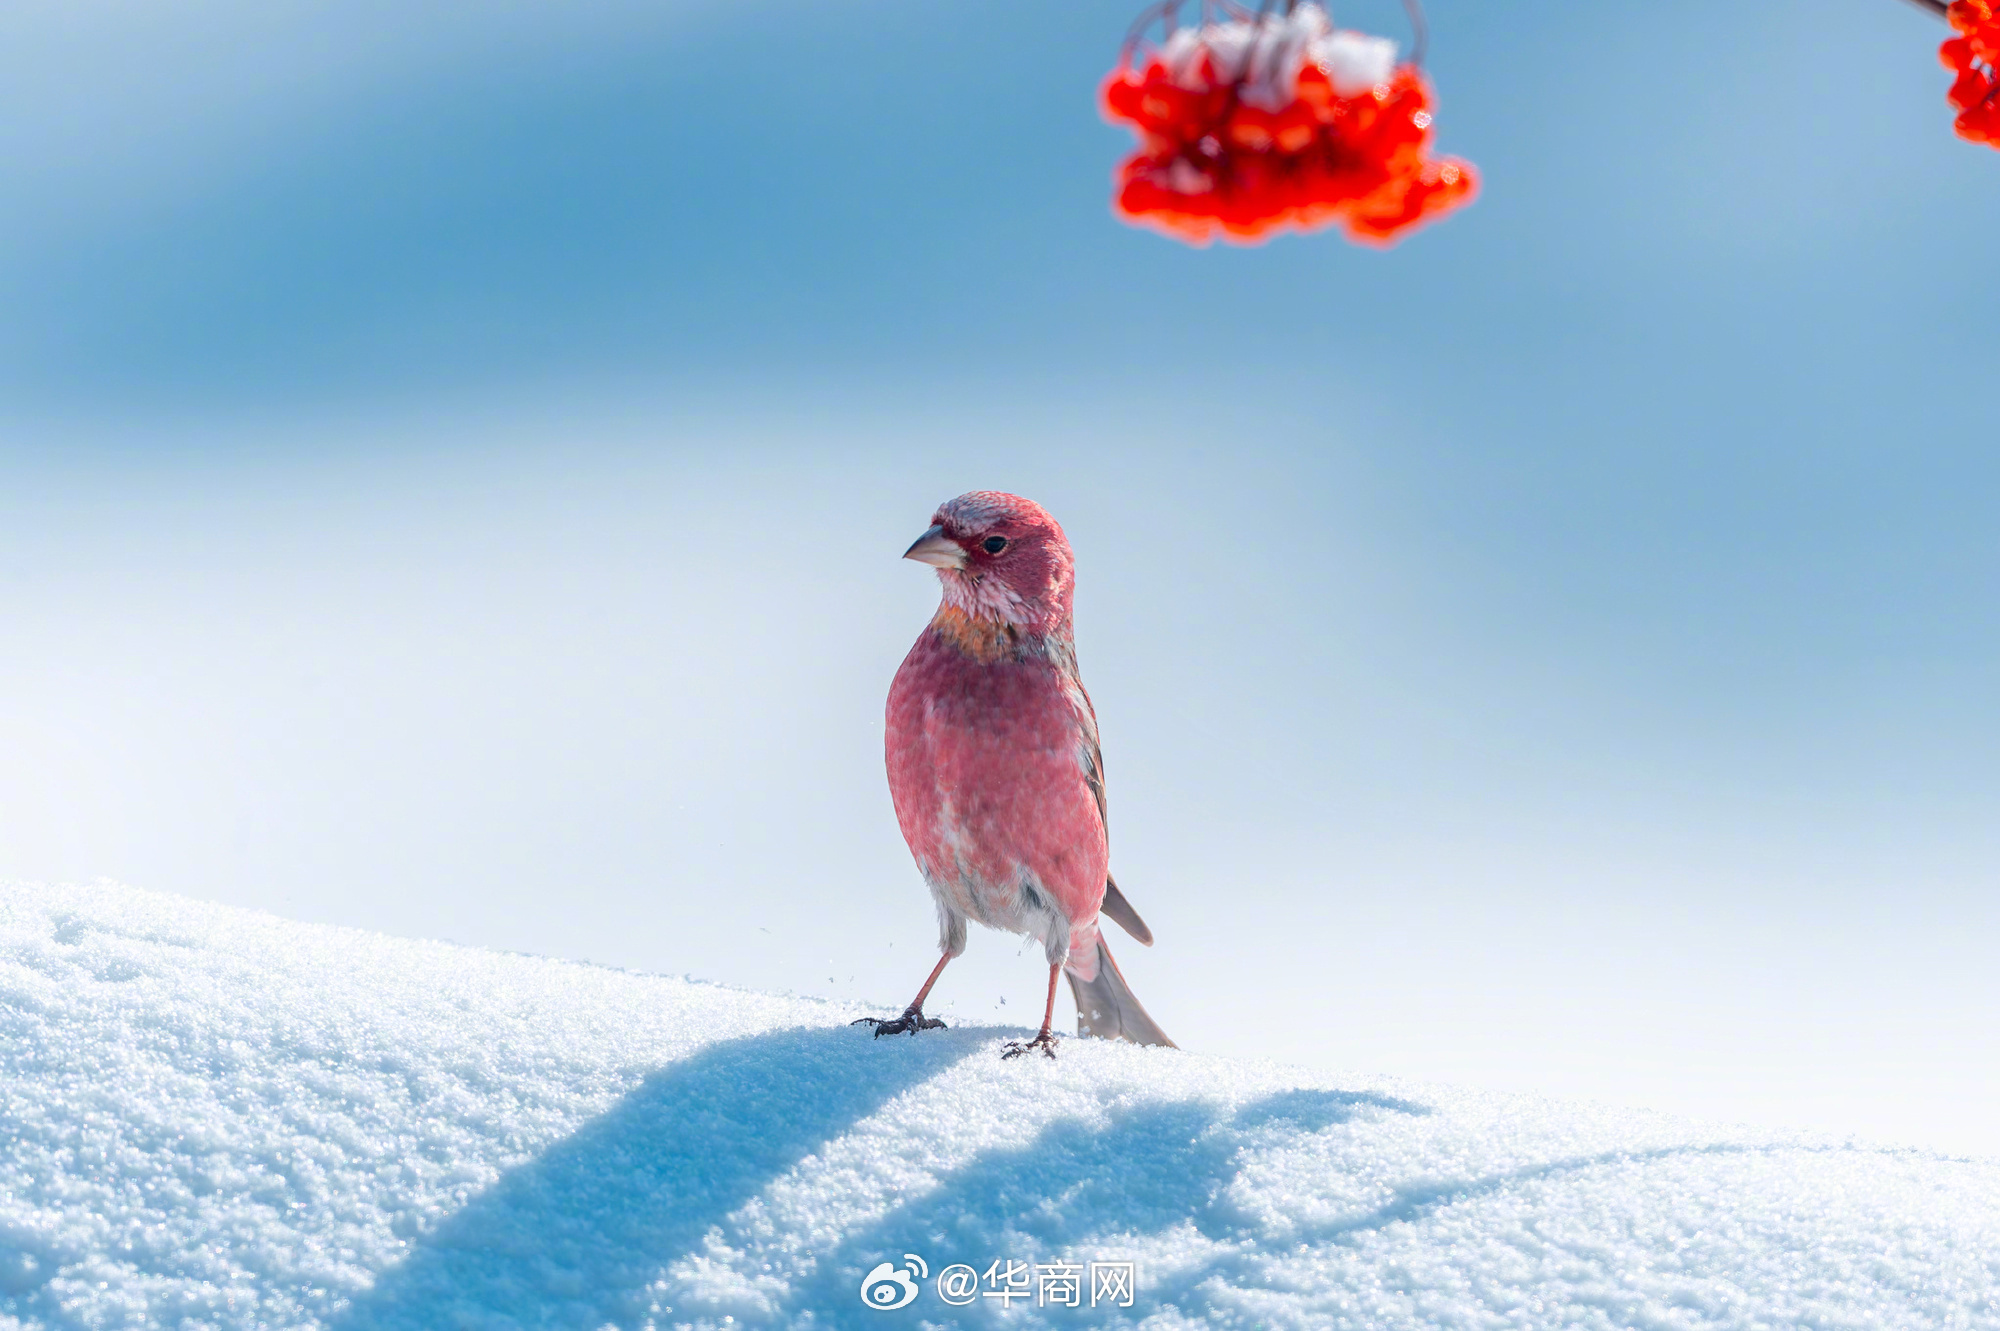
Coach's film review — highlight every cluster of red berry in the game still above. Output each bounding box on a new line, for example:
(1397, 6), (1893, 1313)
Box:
(1943, 0), (2000, 146)
(1100, 6), (1476, 246)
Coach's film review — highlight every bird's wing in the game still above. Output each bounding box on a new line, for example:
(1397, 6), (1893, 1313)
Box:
(1078, 709), (1109, 840)
(1100, 874), (1154, 946)
(1055, 640), (1155, 947)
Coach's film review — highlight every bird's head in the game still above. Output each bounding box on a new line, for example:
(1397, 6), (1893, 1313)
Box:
(903, 491), (1075, 632)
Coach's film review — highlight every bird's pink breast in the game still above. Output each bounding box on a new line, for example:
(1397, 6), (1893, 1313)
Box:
(886, 627), (1108, 938)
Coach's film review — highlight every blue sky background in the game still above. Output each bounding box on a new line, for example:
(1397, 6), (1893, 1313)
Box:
(4, 0), (1999, 1152)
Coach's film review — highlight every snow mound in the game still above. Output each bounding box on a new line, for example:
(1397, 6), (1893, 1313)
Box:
(3, 880), (1997, 1330)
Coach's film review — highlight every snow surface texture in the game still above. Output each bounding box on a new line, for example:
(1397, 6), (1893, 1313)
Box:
(3, 881), (1998, 1330)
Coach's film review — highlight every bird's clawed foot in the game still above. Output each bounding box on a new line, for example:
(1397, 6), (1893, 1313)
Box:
(1001, 1029), (1059, 1060)
(853, 1007), (947, 1039)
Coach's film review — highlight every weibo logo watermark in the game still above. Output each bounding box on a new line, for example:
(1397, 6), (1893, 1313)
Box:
(858, 1255), (928, 1311)
(861, 1253), (1138, 1311)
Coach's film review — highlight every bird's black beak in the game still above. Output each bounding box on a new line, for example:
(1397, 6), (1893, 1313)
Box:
(903, 524), (967, 570)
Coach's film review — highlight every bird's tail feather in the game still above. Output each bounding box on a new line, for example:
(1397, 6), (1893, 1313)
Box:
(1066, 936), (1176, 1048)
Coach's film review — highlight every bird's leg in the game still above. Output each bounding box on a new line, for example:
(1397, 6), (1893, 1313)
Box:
(853, 952), (952, 1038)
(1002, 963), (1062, 1060)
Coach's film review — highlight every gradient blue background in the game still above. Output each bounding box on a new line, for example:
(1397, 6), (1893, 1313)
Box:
(4, 0), (1997, 1153)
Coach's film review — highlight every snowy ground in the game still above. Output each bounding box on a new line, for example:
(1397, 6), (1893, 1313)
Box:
(3, 881), (1998, 1330)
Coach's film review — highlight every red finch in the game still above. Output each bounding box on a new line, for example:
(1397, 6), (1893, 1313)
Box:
(860, 491), (1175, 1058)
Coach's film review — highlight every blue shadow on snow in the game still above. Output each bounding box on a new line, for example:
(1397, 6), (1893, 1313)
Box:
(778, 1085), (1431, 1327)
(334, 1022), (981, 1331)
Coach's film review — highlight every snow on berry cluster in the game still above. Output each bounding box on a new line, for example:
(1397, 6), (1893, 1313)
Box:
(1101, 3), (1476, 246)
(1943, 0), (2000, 147)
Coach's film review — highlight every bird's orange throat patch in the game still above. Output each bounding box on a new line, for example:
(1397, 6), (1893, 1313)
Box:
(930, 603), (1029, 663)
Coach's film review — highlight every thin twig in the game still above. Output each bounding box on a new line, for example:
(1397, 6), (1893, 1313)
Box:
(1402, 0), (1429, 68)
(1898, 0), (1949, 18)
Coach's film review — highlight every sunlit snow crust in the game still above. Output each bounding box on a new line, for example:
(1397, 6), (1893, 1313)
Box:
(3, 880), (1997, 1329)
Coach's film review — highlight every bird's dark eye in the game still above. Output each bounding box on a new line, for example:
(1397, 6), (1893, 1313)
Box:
(983, 536), (1008, 554)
